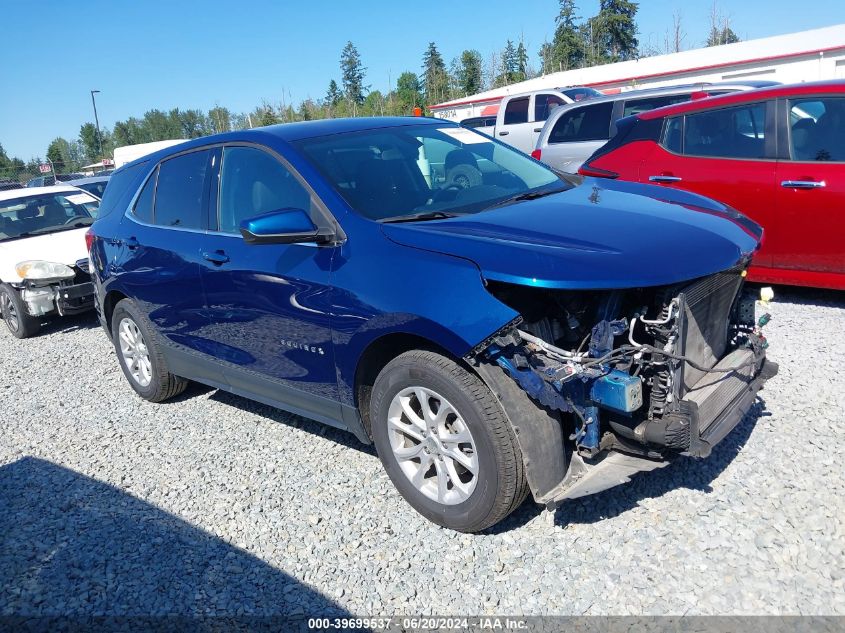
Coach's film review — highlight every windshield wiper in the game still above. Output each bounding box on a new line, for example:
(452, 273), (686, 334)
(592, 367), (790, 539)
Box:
(484, 186), (569, 210)
(379, 211), (459, 224)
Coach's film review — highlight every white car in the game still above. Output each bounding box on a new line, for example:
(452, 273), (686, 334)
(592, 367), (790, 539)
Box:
(0, 186), (100, 338)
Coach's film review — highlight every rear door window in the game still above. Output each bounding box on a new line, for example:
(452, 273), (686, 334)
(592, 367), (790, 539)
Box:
(153, 150), (211, 229)
(503, 97), (529, 125)
(534, 94), (566, 122)
(788, 97), (845, 161)
(548, 102), (614, 143)
(98, 161), (147, 219)
(681, 103), (767, 159)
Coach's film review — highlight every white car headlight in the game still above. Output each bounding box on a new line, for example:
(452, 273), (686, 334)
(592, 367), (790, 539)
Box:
(15, 260), (75, 281)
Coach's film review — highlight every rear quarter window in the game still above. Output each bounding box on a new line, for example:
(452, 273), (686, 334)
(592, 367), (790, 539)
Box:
(662, 117), (683, 153)
(132, 166), (158, 224)
(96, 161), (148, 219)
(622, 94), (691, 117)
(549, 102), (614, 143)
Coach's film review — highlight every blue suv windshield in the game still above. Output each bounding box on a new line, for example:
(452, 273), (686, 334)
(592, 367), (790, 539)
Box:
(295, 124), (565, 221)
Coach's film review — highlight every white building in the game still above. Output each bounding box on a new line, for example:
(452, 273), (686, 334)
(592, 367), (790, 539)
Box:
(429, 24), (845, 121)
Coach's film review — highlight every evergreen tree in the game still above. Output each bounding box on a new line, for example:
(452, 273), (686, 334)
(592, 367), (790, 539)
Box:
(594, 0), (639, 62)
(325, 80), (343, 107)
(456, 50), (483, 95)
(504, 40), (518, 81)
(254, 105), (278, 127)
(515, 41), (529, 81)
(494, 40), (519, 87)
(541, 0), (583, 73)
(707, 24), (739, 46)
(707, 3), (740, 47)
(422, 42), (448, 106)
(340, 41), (367, 107)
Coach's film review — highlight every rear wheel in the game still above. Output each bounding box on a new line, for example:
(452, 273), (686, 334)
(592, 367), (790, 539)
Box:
(111, 299), (187, 402)
(370, 350), (528, 532)
(0, 284), (40, 339)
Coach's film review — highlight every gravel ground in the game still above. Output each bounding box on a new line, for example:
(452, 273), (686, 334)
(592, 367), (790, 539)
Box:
(1, 287), (843, 617)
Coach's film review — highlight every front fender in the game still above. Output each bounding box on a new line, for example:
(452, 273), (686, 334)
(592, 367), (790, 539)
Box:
(329, 221), (519, 405)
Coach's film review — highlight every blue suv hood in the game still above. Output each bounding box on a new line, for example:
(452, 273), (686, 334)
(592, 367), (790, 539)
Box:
(381, 179), (762, 290)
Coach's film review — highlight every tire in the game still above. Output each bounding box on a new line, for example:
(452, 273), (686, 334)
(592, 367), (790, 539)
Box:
(0, 284), (40, 339)
(111, 298), (187, 402)
(447, 164), (483, 189)
(370, 350), (528, 532)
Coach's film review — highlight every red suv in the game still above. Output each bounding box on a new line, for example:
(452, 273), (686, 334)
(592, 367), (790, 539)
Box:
(579, 80), (845, 290)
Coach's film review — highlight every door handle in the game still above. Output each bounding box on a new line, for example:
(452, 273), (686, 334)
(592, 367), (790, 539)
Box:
(649, 175), (682, 183)
(781, 180), (825, 189)
(124, 236), (140, 250)
(202, 250), (230, 265)
(534, 127), (543, 132)
(498, 131), (509, 136)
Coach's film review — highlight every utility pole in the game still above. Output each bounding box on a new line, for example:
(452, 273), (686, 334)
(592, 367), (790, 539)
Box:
(90, 90), (103, 158)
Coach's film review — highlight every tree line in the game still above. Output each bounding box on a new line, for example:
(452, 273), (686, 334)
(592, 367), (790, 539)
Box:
(1, 0), (743, 181)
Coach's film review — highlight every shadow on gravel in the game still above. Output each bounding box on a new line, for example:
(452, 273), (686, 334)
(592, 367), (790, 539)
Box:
(206, 390), (377, 456)
(0, 457), (356, 623)
(36, 312), (100, 336)
(491, 396), (770, 532)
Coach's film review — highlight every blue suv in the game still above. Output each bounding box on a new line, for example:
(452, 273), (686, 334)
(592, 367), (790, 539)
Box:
(88, 117), (776, 532)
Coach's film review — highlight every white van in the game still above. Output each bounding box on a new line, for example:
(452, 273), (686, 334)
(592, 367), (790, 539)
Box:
(113, 140), (186, 168)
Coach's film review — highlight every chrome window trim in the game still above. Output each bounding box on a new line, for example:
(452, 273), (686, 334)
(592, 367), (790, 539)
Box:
(122, 140), (345, 246)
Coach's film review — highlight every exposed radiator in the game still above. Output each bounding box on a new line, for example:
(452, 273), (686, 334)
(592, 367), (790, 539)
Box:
(678, 271), (743, 396)
(685, 348), (756, 432)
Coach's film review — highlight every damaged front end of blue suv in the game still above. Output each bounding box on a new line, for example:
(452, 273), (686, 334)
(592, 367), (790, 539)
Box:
(379, 175), (777, 514)
(89, 118), (777, 532)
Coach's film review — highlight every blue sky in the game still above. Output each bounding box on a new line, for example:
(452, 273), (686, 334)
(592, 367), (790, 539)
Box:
(1, 0), (841, 159)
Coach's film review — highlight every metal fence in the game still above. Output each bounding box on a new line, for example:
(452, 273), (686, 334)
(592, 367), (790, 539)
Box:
(0, 162), (112, 191)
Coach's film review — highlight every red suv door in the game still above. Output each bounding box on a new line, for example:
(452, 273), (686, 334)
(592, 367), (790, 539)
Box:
(773, 95), (845, 288)
(639, 101), (778, 270)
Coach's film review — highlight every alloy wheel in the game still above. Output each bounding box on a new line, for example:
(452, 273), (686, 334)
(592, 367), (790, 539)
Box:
(118, 317), (152, 387)
(386, 386), (479, 505)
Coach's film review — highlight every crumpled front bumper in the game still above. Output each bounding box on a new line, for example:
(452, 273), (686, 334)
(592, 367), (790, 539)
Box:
(55, 281), (95, 315)
(538, 355), (778, 509)
(21, 281), (95, 317)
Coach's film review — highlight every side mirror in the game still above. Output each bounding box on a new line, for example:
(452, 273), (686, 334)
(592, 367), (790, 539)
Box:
(239, 208), (332, 245)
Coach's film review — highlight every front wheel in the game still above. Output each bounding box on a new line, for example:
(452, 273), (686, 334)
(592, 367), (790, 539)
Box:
(370, 350), (528, 532)
(0, 284), (40, 339)
(111, 299), (187, 402)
